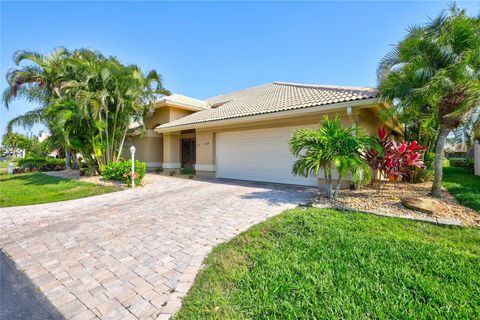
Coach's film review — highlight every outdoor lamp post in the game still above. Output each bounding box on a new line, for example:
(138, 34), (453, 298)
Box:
(130, 145), (136, 188)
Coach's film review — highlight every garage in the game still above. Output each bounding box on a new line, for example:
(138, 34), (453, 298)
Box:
(216, 125), (319, 186)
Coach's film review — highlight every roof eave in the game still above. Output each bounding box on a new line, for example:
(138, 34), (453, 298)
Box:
(155, 97), (380, 133)
(154, 100), (206, 112)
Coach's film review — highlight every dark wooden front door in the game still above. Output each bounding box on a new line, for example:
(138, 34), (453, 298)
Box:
(181, 138), (196, 168)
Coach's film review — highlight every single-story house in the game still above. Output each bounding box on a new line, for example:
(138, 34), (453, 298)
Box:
(125, 82), (402, 187)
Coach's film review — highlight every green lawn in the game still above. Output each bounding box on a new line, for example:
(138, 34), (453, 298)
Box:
(443, 166), (480, 211)
(176, 209), (480, 319)
(0, 173), (117, 207)
(0, 161), (16, 169)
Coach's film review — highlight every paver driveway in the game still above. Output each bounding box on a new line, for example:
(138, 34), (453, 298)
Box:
(0, 176), (315, 319)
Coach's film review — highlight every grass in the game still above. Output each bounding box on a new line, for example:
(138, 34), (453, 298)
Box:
(175, 208), (480, 319)
(0, 173), (117, 207)
(0, 161), (16, 169)
(443, 166), (480, 211)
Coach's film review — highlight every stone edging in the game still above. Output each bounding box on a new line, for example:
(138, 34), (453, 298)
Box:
(310, 203), (463, 227)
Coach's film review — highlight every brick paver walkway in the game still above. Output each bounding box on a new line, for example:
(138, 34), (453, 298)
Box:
(0, 176), (314, 319)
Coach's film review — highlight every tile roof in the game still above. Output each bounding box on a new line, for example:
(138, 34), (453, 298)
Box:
(156, 94), (208, 110)
(157, 82), (377, 129)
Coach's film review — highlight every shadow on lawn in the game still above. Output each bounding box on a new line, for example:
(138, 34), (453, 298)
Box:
(1, 173), (66, 186)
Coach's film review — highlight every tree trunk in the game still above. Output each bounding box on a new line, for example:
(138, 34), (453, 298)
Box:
(327, 163), (333, 199)
(72, 152), (79, 169)
(65, 150), (71, 170)
(333, 175), (342, 199)
(116, 128), (128, 162)
(431, 126), (450, 197)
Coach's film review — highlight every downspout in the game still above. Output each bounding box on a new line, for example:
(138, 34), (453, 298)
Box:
(346, 106), (356, 133)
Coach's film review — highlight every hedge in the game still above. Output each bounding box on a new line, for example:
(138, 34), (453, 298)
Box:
(17, 157), (65, 171)
(449, 158), (474, 173)
(101, 160), (146, 186)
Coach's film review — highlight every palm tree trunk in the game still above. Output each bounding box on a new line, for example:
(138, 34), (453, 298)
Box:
(116, 127), (128, 162)
(327, 163), (333, 199)
(334, 175), (342, 199)
(72, 152), (79, 169)
(65, 150), (71, 170)
(431, 126), (450, 197)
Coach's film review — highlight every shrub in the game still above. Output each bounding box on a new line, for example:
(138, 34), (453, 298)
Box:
(102, 160), (146, 186)
(450, 158), (474, 173)
(180, 167), (194, 175)
(363, 128), (427, 185)
(17, 157), (65, 171)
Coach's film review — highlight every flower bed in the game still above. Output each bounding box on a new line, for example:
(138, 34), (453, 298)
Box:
(314, 182), (479, 226)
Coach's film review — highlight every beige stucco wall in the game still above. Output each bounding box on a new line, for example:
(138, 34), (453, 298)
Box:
(192, 105), (390, 179)
(144, 108), (170, 129)
(128, 106), (196, 169)
(123, 132), (163, 168)
(359, 108), (381, 135)
(144, 106), (195, 129)
(142, 103), (393, 177)
(163, 133), (181, 169)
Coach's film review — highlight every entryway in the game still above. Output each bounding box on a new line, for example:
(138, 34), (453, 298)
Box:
(181, 138), (196, 168)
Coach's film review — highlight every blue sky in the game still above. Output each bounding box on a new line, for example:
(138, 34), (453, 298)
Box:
(1, 1), (479, 137)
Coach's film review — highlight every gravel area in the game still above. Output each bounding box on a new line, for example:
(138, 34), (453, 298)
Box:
(314, 182), (480, 226)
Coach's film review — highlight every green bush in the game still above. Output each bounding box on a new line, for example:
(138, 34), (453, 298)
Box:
(449, 158), (465, 167)
(442, 158), (450, 167)
(17, 157), (65, 171)
(449, 158), (474, 172)
(425, 152), (449, 168)
(102, 160), (146, 186)
(180, 167), (194, 175)
(416, 168), (434, 182)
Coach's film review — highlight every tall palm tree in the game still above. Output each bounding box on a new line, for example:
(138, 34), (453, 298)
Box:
(289, 116), (373, 199)
(3, 47), (170, 172)
(60, 49), (170, 170)
(2, 47), (74, 168)
(378, 5), (480, 197)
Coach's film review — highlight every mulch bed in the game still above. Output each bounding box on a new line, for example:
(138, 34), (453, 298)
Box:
(314, 182), (480, 226)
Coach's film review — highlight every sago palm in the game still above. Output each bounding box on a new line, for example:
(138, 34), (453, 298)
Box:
(378, 4), (480, 197)
(289, 116), (373, 199)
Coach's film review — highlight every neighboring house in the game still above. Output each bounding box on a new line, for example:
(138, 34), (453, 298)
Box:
(125, 82), (402, 186)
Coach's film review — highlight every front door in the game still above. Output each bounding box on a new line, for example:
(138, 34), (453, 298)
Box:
(181, 138), (196, 168)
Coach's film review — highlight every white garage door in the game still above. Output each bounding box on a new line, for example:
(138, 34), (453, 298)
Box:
(216, 125), (319, 186)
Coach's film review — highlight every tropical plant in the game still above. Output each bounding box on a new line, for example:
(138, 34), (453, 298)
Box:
(3, 47), (169, 172)
(289, 116), (373, 199)
(101, 160), (146, 186)
(363, 128), (427, 187)
(377, 4), (480, 197)
(3, 48), (76, 168)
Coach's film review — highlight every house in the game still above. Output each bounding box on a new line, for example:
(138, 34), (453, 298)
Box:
(125, 82), (401, 186)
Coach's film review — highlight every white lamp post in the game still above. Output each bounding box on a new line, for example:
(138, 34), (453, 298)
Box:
(130, 145), (136, 188)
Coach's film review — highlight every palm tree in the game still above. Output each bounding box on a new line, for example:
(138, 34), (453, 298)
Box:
(378, 5), (480, 197)
(289, 116), (373, 199)
(2, 47), (74, 168)
(3, 47), (170, 172)
(59, 49), (170, 170)
(1, 131), (29, 158)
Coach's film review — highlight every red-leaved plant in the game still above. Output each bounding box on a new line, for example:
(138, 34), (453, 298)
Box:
(363, 128), (427, 188)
